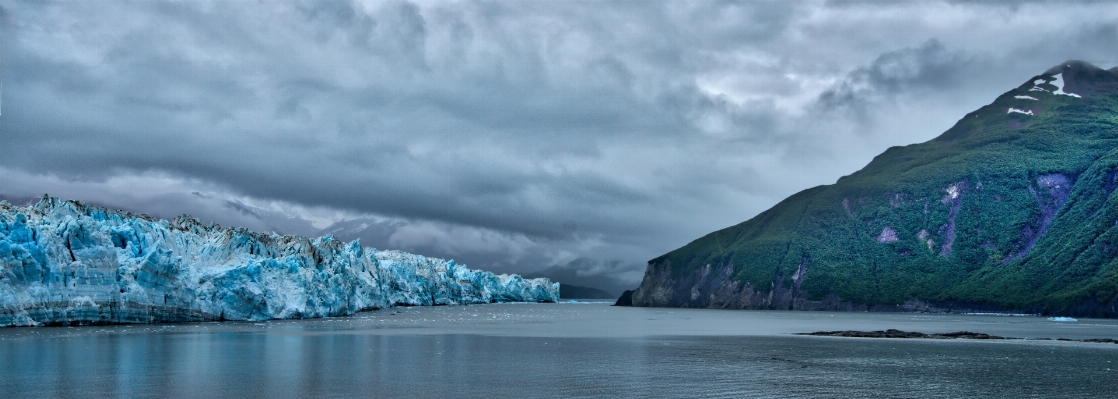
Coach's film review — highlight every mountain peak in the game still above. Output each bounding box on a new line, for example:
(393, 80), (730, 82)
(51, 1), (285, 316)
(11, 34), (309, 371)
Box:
(628, 57), (1118, 317)
(1034, 60), (1118, 98)
(1042, 60), (1102, 76)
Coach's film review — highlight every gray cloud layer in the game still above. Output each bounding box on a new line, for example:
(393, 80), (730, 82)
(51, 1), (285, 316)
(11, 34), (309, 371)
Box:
(1, 1), (1116, 286)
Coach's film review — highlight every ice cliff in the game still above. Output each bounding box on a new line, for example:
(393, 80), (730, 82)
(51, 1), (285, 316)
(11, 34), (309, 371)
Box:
(0, 197), (558, 326)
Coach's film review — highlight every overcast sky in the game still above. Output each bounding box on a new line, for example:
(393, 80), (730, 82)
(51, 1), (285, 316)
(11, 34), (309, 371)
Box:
(1, 0), (1116, 286)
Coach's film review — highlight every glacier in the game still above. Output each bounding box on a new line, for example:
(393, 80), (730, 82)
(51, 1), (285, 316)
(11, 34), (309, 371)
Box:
(0, 197), (558, 327)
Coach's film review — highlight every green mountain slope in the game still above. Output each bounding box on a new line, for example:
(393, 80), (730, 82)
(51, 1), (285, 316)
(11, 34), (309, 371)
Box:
(626, 61), (1118, 317)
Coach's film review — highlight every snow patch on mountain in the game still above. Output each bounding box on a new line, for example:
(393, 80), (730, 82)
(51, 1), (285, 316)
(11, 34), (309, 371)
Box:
(1028, 73), (1081, 98)
(1007, 108), (1033, 116)
(1048, 73), (1082, 97)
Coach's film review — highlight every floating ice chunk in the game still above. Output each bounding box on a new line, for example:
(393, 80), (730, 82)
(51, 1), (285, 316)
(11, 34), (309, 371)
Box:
(1007, 108), (1033, 116)
(1047, 317), (1078, 322)
(0, 197), (560, 327)
(1014, 95), (1039, 100)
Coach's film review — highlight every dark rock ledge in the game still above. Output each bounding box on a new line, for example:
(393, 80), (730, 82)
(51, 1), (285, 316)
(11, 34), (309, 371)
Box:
(800, 329), (1118, 344)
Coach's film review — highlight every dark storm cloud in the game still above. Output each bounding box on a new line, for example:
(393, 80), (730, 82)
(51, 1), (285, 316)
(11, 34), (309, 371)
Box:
(815, 39), (987, 122)
(1, 0), (1116, 287)
(2, 1), (704, 237)
(224, 199), (264, 220)
(821, 40), (960, 105)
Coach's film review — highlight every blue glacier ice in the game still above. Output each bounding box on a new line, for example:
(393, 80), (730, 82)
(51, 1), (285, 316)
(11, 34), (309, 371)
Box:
(0, 197), (558, 326)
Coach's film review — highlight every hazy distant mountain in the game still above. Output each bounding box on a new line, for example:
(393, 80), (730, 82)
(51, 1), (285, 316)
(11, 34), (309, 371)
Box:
(557, 284), (615, 299)
(318, 218), (634, 293)
(317, 217), (405, 251)
(523, 258), (635, 297)
(626, 61), (1118, 317)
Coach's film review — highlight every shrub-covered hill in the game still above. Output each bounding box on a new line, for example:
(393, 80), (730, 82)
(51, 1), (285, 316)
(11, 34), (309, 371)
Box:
(626, 61), (1118, 317)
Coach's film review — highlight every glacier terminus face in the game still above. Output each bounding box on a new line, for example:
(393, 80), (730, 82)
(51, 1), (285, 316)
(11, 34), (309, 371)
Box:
(0, 197), (559, 327)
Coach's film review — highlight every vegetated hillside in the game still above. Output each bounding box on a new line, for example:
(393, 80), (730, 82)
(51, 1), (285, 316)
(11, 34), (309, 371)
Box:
(625, 61), (1118, 317)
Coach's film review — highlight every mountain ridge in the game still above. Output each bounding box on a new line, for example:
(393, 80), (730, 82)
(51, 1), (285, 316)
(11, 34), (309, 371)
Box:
(622, 60), (1118, 317)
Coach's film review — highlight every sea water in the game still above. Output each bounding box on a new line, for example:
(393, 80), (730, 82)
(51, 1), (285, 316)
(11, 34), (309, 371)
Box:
(2, 302), (1117, 398)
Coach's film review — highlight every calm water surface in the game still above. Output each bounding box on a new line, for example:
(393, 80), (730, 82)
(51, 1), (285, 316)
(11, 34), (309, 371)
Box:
(2, 302), (1117, 398)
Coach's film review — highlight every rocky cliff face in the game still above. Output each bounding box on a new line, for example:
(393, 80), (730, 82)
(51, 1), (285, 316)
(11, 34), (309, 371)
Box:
(629, 257), (852, 310)
(624, 61), (1118, 317)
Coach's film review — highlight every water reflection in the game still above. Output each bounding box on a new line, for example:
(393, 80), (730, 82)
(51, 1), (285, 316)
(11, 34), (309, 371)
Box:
(2, 304), (1117, 398)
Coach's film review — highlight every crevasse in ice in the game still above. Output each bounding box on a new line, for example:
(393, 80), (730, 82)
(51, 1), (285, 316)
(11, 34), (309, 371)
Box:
(0, 197), (558, 326)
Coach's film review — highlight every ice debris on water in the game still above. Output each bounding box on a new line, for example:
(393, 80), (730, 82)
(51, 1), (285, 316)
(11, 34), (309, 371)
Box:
(0, 197), (559, 327)
(1041, 315), (1077, 321)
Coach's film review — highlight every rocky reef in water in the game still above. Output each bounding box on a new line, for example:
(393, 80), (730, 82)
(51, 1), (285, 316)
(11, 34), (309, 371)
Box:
(0, 197), (558, 326)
